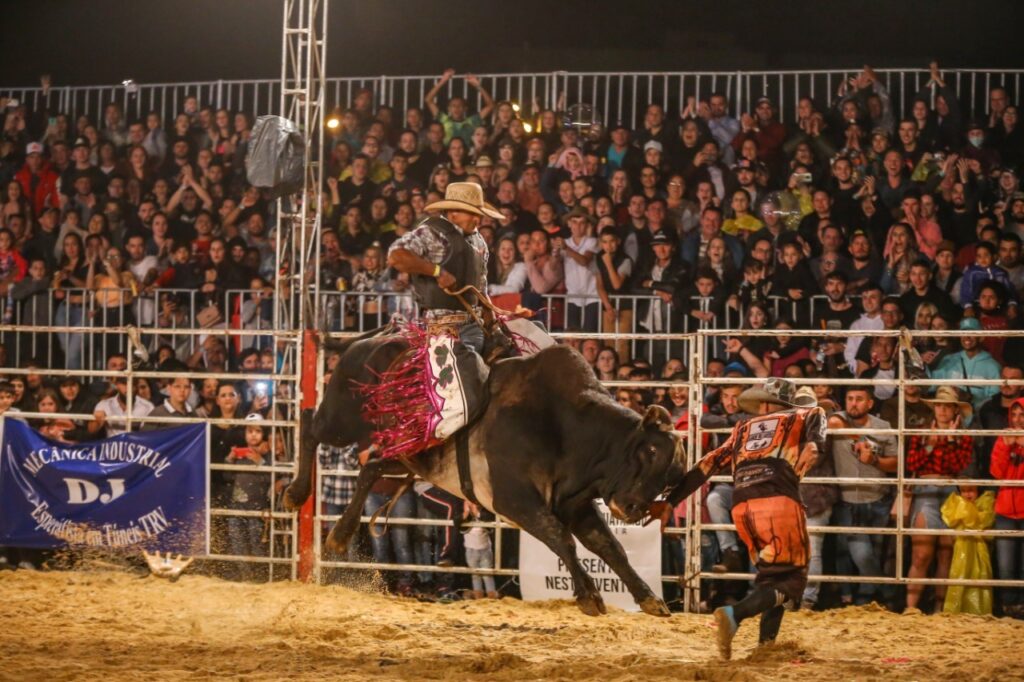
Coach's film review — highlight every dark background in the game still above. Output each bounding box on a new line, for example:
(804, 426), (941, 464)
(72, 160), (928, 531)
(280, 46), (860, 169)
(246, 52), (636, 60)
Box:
(1, 0), (1021, 87)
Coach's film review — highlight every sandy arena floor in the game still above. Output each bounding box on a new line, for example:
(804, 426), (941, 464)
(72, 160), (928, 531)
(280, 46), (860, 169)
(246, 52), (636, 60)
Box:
(1, 569), (1021, 681)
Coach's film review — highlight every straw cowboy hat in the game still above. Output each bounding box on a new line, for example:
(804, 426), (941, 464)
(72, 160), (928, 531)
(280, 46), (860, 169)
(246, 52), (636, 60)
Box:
(425, 182), (504, 220)
(739, 378), (818, 415)
(560, 206), (597, 228)
(921, 386), (973, 419)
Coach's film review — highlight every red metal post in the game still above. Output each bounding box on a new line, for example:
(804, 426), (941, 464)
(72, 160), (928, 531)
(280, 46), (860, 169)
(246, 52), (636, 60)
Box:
(297, 329), (319, 581)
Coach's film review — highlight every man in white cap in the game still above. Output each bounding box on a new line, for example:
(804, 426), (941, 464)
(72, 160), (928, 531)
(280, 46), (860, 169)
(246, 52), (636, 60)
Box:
(650, 378), (826, 660)
(386, 182), (504, 452)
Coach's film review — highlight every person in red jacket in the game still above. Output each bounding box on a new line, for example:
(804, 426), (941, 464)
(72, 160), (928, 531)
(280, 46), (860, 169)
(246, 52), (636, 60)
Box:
(14, 142), (60, 217)
(990, 396), (1024, 615)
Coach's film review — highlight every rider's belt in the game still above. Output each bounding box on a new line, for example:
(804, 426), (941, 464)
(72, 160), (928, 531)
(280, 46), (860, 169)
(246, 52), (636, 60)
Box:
(426, 312), (472, 336)
(424, 307), (482, 319)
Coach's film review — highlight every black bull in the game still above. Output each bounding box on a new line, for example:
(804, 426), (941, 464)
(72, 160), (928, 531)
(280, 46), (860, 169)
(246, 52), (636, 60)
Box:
(283, 334), (686, 616)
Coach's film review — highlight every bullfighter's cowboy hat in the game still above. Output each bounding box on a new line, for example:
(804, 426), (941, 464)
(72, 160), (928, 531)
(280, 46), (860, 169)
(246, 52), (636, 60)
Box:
(425, 182), (504, 220)
(739, 377), (818, 414)
(921, 386), (973, 420)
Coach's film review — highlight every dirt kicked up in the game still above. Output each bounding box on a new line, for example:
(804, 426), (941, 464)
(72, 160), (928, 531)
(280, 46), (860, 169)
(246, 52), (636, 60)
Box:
(1, 569), (1020, 681)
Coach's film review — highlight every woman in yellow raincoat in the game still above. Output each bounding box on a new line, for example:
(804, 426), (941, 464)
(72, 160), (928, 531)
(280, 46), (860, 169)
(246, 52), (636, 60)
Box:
(941, 485), (996, 615)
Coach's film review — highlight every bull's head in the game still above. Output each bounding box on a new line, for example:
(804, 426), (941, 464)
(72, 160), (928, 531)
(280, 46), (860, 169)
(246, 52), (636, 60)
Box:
(607, 404), (686, 524)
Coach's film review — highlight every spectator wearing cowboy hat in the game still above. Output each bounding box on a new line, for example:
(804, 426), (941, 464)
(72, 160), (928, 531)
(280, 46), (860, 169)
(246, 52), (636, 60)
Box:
(905, 386), (975, 613)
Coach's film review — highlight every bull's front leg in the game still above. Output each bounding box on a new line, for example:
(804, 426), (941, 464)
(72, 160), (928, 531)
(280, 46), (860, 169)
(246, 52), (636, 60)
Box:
(326, 456), (408, 554)
(500, 494), (606, 616)
(569, 500), (670, 617)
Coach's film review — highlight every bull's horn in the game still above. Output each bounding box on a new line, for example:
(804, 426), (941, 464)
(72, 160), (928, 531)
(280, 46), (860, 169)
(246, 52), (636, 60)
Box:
(642, 404), (674, 432)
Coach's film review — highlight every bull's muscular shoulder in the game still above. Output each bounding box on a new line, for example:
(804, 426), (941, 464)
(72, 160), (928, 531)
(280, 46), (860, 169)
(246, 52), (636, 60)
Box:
(490, 345), (608, 408)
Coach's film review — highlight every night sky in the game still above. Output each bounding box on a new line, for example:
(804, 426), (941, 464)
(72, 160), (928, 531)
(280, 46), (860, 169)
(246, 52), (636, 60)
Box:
(0, 0), (1021, 87)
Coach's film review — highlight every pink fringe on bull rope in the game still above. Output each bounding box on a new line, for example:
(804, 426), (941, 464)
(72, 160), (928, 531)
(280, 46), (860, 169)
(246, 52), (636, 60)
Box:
(356, 322), (445, 460)
(499, 314), (541, 356)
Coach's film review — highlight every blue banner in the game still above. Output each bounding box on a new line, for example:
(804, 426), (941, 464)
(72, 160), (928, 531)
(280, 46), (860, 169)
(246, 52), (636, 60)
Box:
(0, 419), (208, 554)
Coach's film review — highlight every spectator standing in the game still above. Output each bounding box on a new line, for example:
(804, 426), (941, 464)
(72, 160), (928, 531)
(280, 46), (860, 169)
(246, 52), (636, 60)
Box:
(702, 93), (740, 166)
(831, 388), (898, 606)
(930, 317), (1001, 412)
(990, 397), (1024, 614)
(15, 142), (59, 217)
(905, 387), (974, 613)
(90, 376), (154, 437)
(424, 70), (494, 146)
(224, 413), (270, 580)
(595, 227), (634, 361)
(142, 375), (194, 430)
(561, 208), (600, 331)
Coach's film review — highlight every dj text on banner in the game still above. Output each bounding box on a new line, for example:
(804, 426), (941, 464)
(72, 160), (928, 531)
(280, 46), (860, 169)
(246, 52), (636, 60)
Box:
(518, 501), (663, 612)
(0, 419), (208, 554)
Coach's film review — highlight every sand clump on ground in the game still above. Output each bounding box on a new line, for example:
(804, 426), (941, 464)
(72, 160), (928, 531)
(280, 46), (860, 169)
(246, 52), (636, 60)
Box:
(1, 569), (1021, 681)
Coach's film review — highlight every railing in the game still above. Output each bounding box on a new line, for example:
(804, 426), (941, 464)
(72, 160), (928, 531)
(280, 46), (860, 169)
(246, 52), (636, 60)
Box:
(3, 284), (854, 369)
(0, 320), (303, 581)
(4, 68), (1022, 133)
(4, 314), (1024, 609)
(0, 287), (277, 370)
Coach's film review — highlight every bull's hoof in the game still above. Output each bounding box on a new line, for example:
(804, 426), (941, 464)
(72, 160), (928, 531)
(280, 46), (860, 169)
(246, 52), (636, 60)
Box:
(324, 532), (350, 555)
(638, 596), (671, 617)
(281, 487), (303, 511)
(576, 592), (606, 617)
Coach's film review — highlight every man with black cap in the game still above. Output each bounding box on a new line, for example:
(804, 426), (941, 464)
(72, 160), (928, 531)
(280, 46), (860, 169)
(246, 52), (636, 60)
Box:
(605, 120), (642, 178)
(633, 230), (688, 340)
(60, 137), (105, 197)
(650, 378), (826, 660)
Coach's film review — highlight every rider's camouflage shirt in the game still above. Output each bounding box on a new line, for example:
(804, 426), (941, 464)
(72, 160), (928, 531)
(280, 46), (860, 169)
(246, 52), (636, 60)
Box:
(388, 217), (489, 296)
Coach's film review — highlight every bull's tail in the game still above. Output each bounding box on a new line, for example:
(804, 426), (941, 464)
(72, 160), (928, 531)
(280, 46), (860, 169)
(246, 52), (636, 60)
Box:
(283, 408), (317, 510)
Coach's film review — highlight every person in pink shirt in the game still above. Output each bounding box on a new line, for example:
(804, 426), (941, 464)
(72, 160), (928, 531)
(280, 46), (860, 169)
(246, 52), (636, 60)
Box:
(900, 191), (943, 259)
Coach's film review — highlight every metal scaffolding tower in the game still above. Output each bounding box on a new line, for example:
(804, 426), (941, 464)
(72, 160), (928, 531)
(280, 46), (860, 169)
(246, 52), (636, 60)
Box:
(278, 0), (328, 580)
(277, 0), (328, 332)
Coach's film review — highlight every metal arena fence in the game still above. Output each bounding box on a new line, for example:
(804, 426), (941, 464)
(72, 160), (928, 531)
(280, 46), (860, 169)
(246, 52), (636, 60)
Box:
(3, 285), (843, 370)
(4, 316), (1024, 610)
(0, 321), (304, 581)
(4, 67), (1024, 133)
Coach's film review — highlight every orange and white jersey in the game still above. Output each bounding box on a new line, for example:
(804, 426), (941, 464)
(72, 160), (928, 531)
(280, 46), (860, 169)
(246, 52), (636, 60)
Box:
(698, 406), (827, 504)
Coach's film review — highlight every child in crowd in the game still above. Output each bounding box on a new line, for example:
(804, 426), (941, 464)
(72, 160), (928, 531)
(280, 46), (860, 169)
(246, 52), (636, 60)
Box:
(941, 484), (995, 615)
(771, 238), (818, 327)
(462, 505), (498, 599)
(225, 413), (270, 580)
(730, 257), (771, 312)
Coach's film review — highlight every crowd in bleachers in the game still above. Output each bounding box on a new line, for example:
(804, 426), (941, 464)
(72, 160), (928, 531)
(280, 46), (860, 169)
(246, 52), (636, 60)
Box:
(1, 61), (1024, 611)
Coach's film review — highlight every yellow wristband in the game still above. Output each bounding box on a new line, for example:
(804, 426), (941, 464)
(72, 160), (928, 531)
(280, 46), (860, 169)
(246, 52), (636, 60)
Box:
(432, 264), (441, 278)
